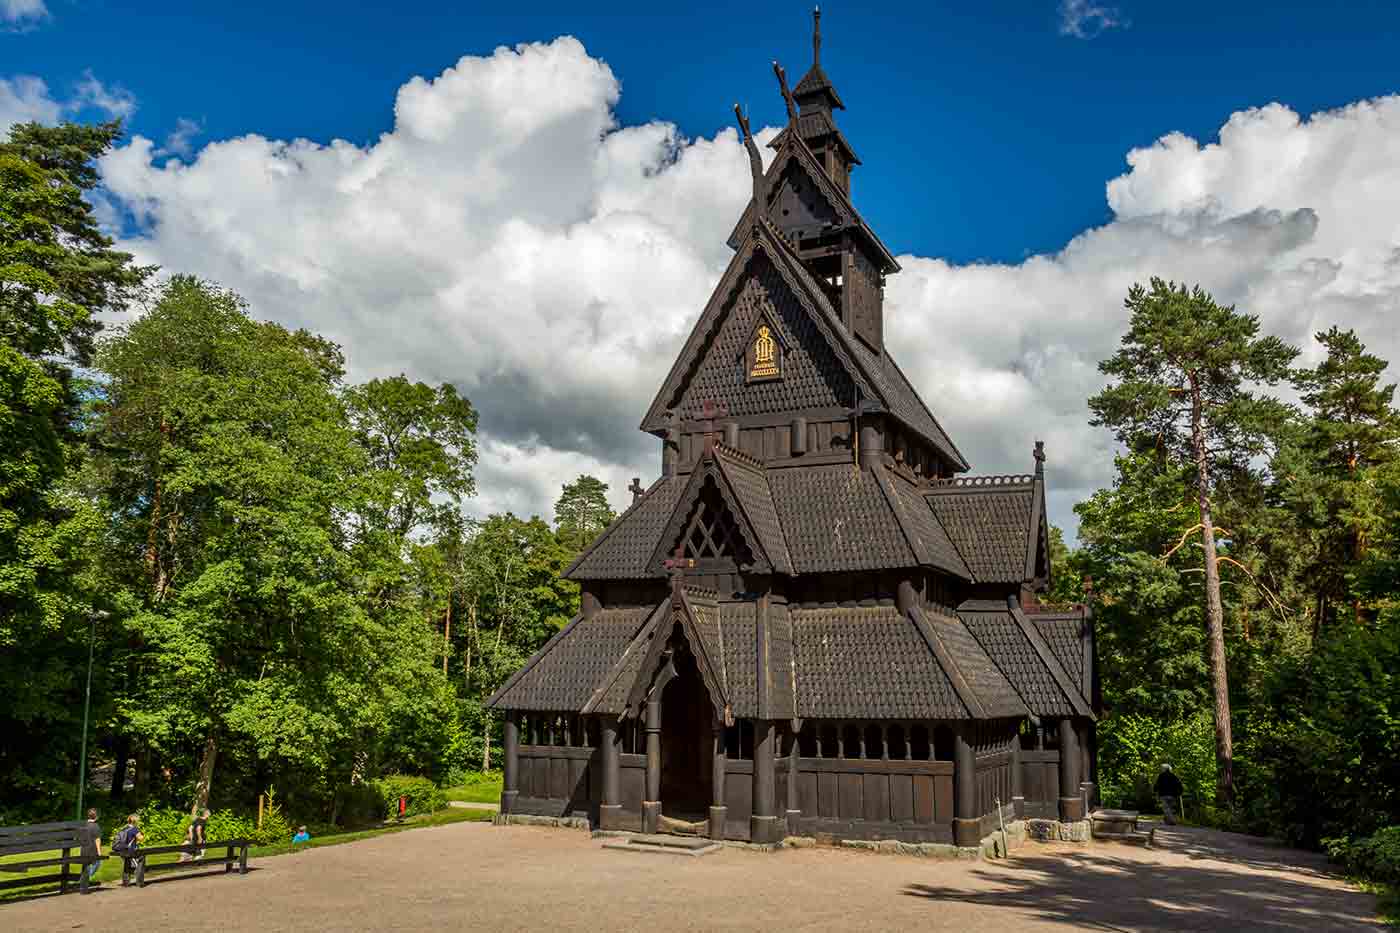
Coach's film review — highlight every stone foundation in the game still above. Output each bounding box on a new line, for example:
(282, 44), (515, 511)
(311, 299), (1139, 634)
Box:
(1023, 818), (1091, 844)
(494, 814), (592, 831)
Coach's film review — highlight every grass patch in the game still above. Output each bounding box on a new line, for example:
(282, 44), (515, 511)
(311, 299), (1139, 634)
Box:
(1357, 881), (1400, 926)
(0, 807), (491, 901)
(442, 775), (502, 804)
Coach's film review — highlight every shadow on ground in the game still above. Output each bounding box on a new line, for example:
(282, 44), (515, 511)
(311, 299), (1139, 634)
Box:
(904, 841), (1378, 932)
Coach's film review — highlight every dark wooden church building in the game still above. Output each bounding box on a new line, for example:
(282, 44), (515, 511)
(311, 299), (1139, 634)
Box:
(488, 12), (1098, 847)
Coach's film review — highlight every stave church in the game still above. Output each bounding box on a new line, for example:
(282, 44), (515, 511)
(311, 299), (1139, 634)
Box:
(487, 10), (1099, 847)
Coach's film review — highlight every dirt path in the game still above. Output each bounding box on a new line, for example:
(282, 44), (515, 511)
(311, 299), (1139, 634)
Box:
(4, 821), (1379, 931)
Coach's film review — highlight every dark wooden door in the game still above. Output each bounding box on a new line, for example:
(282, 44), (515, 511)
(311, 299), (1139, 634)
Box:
(659, 643), (712, 820)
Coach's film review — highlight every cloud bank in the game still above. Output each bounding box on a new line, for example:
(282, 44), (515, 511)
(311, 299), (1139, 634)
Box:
(89, 36), (1400, 536)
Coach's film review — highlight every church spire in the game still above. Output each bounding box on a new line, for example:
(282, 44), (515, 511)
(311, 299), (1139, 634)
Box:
(792, 6), (844, 113)
(813, 6), (822, 65)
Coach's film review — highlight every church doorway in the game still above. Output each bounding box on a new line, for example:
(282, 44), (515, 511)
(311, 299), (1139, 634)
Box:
(658, 638), (713, 824)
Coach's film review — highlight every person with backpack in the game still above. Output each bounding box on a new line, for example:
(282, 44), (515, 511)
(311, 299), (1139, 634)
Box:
(112, 814), (144, 885)
(80, 808), (103, 891)
(193, 807), (209, 859)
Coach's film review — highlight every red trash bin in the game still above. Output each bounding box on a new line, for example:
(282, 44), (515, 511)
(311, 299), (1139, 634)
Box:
(398, 795), (408, 818)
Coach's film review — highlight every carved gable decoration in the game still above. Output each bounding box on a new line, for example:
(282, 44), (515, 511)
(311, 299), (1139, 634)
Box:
(745, 315), (783, 383)
(676, 475), (752, 568)
(673, 252), (853, 420)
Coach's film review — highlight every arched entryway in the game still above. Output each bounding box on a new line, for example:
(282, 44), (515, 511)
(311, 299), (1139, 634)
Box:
(658, 638), (713, 823)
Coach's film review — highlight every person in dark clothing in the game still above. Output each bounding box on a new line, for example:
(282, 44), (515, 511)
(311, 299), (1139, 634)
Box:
(112, 813), (144, 886)
(193, 808), (209, 858)
(1154, 764), (1184, 825)
(80, 808), (103, 890)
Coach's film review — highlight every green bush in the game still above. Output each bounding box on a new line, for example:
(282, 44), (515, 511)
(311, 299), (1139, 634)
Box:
(334, 782), (388, 827)
(1098, 710), (1217, 812)
(1327, 827), (1400, 885)
(128, 788), (296, 848)
(371, 775), (446, 820)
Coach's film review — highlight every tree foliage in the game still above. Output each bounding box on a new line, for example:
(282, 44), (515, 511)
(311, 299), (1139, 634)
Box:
(553, 474), (615, 553)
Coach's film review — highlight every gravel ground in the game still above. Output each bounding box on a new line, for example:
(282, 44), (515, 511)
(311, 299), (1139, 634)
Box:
(3, 821), (1380, 931)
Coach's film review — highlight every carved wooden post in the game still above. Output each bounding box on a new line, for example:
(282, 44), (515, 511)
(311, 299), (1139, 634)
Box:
(785, 727), (802, 834)
(750, 720), (780, 843)
(953, 728), (979, 847)
(643, 698), (662, 833)
(599, 716), (621, 830)
(1058, 718), (1084, 822)
(709, 720), (727, 839)
(502, 712), (520, 816)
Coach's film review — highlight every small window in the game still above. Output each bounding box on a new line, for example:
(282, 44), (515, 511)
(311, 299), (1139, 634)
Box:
(910, 725), (931, 761)
(933, 725), (955, 762)
(841, 723), (861, 759)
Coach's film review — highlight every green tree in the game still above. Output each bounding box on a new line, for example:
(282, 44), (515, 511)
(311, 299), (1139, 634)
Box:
(1089, 278), (1297, 803)
(553, 474), (615, 552)
(91, 276), (410, 814)
(343, 375), (478, 542)
(0, 120), (152, 812)
(1284, 327), (1400, 629)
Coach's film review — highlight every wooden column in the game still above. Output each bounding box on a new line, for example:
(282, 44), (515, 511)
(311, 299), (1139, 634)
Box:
(952, 728), (979, 847)
(1012, 730), (1026, 820)
(785, 727), (802, 834)
(750, 720), (781, 843)
(1059, 718), (1084, 821)
(709, 720), (727, 839)
(501, 712), (519, 815)
(599, 716), (621, 830)
(643, 699), (662, 833)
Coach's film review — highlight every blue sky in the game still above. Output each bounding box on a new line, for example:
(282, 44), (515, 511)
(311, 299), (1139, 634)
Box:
(5, 1), (1400, 531)
(8, 1), (1398, 264)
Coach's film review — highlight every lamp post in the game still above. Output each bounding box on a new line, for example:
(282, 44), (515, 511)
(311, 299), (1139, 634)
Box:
(75, 609), (108, 820)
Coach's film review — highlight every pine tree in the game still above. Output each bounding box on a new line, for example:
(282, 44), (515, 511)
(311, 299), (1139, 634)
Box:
(1089, 278), (1297, 804)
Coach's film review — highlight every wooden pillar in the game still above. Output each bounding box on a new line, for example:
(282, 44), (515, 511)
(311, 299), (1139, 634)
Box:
(859, 423), (883, 470)
(1012, 728), (1026, 820)
(599, 717), (621, 830)
(709, 720), (727, 839)
(501, 712), (519, 815)
(785, 727), (802, 834)
(953, 728), (979, 848)
(750, 720), (781, 843)
(1059, 718), (1084, 822)
(643, 699), (662, 833)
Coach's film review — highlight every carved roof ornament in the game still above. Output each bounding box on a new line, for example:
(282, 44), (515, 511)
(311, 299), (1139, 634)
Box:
(733, 103), (766, 217)
(773, 61), (797, 125)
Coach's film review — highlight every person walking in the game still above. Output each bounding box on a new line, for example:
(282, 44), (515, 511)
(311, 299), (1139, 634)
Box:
(1154, 763), (1184, 825)
(80, 808), (103, 891)
(192, 807), (209, 859)
(112, 813), (144, 886)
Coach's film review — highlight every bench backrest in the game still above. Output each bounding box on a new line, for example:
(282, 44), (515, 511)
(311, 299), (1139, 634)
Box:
(0, 820), (89, 857)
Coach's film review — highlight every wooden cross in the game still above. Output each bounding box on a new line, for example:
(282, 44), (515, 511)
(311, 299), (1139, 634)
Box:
(699, 399), (729, 457)
(663, 546), (694, 605)
(628, 477), (644, 503)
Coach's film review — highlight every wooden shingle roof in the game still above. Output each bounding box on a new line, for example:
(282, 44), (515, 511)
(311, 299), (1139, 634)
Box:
(485, 604), (659, 711)
(925, 475), (1044, 583)
(957, 599), (1094, 720)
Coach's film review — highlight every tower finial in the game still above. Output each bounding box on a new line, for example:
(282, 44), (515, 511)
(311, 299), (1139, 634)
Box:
(1034, 440), (1046, 476)
(813, 7), (822, 65)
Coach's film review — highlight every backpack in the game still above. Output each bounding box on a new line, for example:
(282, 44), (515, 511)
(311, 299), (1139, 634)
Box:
(113, 825), (139, 854)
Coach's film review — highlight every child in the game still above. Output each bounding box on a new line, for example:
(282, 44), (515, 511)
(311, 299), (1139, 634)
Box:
(112, 814), (145, 886)
(292, 825), (310, 846)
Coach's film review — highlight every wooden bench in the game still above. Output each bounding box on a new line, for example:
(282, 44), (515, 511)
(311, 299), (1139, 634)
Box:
(126, 839), (251, 887)
(0, 820), (101, 895)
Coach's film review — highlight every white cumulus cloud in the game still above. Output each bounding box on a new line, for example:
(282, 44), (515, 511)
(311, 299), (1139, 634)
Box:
(1, 0), (47, 30)
(94, 36), (1400, 538)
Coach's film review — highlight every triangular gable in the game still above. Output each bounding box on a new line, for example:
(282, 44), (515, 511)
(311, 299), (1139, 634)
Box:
(563, 476), (679, 580)
(724, 129), (897, 272)
(618, 589), (733, 724)
(647, 456), (773, 574)
(958, 598), (1094, 721)
(640, 223), (871, 434)
(712, 445), (794, 575)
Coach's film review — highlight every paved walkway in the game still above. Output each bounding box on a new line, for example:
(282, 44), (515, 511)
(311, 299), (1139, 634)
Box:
(4, 821), (1380, 931)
